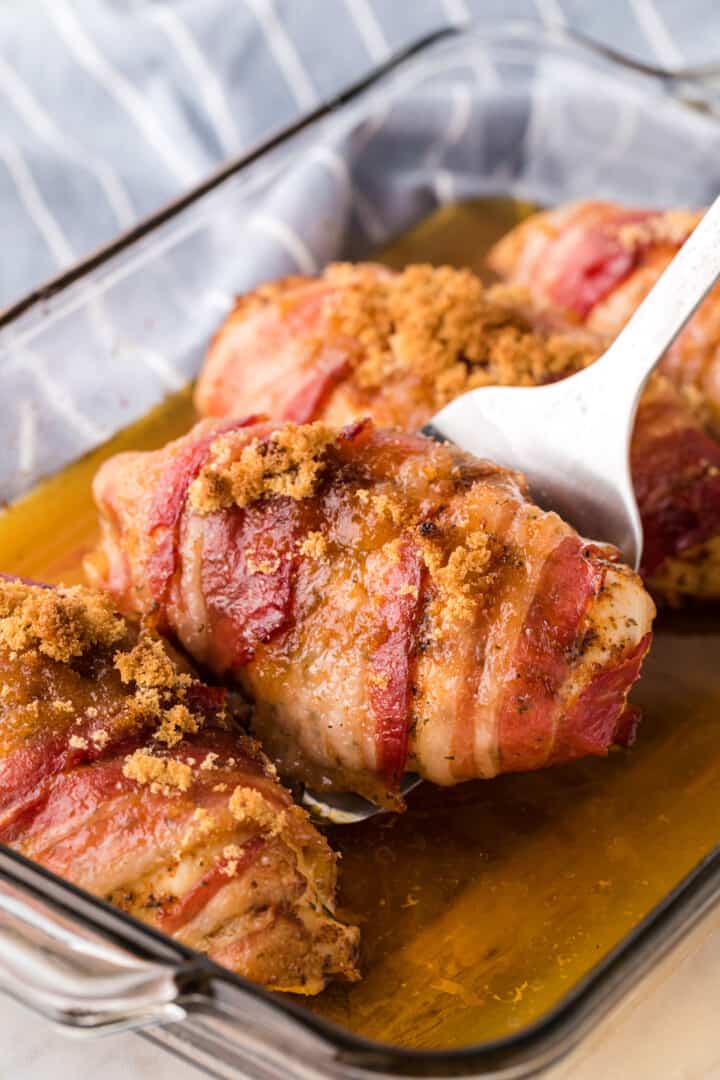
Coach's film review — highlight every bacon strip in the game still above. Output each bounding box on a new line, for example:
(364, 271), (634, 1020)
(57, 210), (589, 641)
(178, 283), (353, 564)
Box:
(280, 353), (350, 423)
(540, 210), (652, 318)
(201, 500), (300, 668)
(487, 203), (685, 322)
(196, 280), (340, 421)
(147, 416), (261, 602)
(633, 424), (720, 577)
(549, 634), (652, 765)
(159, 836), (266, 935)
(0, 713), (146, 837)
(497, 537), (604, 773)
(367, 537), (426, 783)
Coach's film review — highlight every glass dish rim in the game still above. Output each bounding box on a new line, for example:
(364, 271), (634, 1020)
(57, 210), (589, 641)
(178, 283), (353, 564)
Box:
(1, 16), (719, 1075)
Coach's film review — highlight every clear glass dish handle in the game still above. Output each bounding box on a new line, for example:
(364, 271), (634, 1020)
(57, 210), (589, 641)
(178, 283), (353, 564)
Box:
(0, 868), (192, 1035)
(0, 853), (341, 1079)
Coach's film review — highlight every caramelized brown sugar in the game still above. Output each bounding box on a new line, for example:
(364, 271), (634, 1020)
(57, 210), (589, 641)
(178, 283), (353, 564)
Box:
(0, 199), (718, 1049)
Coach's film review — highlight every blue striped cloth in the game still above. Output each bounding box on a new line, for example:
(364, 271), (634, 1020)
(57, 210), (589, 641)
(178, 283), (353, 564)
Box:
(0, 0), (719, 311)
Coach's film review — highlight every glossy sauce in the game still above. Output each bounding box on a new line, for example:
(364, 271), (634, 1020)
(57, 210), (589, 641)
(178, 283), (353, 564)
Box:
(0, 198), (718, 1050)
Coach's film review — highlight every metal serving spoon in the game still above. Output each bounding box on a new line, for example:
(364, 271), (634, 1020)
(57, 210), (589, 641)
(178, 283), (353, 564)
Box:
(303, 193), (720, 826)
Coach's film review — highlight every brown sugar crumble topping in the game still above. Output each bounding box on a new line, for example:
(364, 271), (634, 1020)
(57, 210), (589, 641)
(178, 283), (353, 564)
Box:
(115, 635), (190, 693)
(245, 551), (282, 576)
(114, 634), (203, 748)
(0, 580), (219, 756)
(322, 263), (598, 406)
(152, 703), (200, 748)
(122, 749), (193, 795)
(357, 488), (405, 525)
(229, 785), (284, 834)
(220, 843), (245, 877)
(190, 422), (335, 514)
(0, 579), (124, 662)
(617, 210), (699, 252)
(421, 528), (500, 627)
(299, 531), (328, 560)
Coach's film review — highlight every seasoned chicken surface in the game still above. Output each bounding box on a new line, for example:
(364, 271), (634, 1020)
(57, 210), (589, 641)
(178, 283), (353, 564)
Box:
(89, 417), (654, 806)
(0, 577), (359, 994)
(194, 262), (720, 601)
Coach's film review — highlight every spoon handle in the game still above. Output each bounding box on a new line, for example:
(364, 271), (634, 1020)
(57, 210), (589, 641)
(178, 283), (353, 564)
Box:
(594, 192), (720, 397)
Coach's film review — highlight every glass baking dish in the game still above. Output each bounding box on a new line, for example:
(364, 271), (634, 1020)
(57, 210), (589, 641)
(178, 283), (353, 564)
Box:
(2, 18), (720, 1079)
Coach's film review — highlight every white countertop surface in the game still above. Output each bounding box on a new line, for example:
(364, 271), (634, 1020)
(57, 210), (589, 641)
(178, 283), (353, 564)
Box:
(4, 898), (720, 1080)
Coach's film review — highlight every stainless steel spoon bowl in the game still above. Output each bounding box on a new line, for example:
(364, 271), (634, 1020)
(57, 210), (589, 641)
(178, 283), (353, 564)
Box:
(302, 775), (422, 825)
(304, 193), (720, 825)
